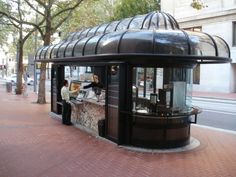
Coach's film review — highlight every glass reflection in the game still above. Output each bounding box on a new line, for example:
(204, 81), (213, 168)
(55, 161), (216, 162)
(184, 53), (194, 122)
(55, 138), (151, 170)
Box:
(154, 30), (188, 55)
(213, 36), (229, 58)
(187, 31), (215, 56)
(132, 67), (193, 116)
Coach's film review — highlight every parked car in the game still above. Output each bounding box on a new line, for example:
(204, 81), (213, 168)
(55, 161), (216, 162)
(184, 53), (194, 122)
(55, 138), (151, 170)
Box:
(6, 74), (34, 85)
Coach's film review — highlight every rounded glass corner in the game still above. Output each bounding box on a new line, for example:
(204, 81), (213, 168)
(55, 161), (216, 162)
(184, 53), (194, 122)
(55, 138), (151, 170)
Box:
(213, 36), (231, 58)
(154, 30), (189, 55)
(187, 31), (216, 56)
(39, 46), (51, 60)
(132, 67), (194, 117)
(84, 35), (101, 56)
(96, 32), (122, 54)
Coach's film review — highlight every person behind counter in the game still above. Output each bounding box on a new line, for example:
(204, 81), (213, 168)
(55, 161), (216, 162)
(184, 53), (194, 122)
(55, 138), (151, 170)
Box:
(61, 80), (79, 125)
(83, 75), (103, 101)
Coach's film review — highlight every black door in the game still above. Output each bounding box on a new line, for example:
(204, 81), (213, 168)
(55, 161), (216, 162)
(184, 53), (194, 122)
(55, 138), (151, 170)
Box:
(106, 65), (120, 142)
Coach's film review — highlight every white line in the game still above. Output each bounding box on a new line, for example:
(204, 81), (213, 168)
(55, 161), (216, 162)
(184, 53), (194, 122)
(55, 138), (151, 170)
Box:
(203, 109), (236, 116)
(193, 124), (236, 135)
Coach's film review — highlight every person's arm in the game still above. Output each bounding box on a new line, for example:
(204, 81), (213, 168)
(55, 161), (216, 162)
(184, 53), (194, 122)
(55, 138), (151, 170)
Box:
(83, 83), (93, 89)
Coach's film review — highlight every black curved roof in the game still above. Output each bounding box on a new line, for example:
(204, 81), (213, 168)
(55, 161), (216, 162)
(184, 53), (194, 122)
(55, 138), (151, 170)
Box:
(35, 11), (231, 65)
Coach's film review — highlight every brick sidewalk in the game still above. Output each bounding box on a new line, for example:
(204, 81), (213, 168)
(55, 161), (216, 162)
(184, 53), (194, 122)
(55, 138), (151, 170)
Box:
(0, 84), (236, 177)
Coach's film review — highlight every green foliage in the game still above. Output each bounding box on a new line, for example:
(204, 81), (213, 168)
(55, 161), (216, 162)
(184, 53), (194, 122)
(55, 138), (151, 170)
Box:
(190, 0), (208, 10)
(0, 0), (14, 47)
(59, 0), (115, 38)
(111, 0), (160, 21)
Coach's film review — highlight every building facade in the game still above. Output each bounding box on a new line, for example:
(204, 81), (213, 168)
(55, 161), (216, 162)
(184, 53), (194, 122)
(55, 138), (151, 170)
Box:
(161, 0), (236, 93)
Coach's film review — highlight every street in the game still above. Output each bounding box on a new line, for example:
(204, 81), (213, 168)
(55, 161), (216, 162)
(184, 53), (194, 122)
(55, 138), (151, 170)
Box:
(192, 97), (236, 131)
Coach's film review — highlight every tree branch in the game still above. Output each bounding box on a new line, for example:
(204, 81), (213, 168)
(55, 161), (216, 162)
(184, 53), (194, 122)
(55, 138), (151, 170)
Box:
(52, 10), (73, 33)
(22, 27), (36, 44)
(9, 18), (20, 29)
(24, 0), (44, 16)
(34, 0), (47, 8)
(52, 0), (83, 19)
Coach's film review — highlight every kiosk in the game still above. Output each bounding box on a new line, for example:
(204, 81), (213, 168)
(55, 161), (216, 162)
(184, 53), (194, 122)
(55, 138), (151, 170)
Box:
(35, 11), (231, 148)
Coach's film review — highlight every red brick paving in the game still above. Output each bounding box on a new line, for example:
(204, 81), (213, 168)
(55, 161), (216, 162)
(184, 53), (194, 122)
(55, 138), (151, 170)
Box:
(0, 84), (236, 177)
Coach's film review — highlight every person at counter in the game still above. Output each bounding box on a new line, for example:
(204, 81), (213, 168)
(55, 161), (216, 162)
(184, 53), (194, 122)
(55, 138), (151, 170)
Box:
(83, 75), (103, 101)
(61, 80), (79, 125)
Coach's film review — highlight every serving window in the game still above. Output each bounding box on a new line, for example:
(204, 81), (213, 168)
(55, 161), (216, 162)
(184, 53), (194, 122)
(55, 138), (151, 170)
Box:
(132, 67), (193, 116)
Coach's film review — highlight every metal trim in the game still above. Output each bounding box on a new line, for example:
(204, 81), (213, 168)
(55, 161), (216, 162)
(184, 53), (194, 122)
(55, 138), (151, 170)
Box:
(141, 12), (154, 29)
(202, 32), (219, 56)
(180, 30), (192, 55)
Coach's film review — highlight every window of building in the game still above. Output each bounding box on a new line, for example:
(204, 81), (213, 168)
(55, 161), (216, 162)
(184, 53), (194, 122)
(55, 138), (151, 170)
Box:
(193, 64), (200, 84)
(233, 22), (236, 46)
(184, 26), (202, 32)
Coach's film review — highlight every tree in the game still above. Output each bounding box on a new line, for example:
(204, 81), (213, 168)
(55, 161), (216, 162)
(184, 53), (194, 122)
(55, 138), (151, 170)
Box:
(190, 0), (208, 10)
(0, 0), (84, 102)
(0, 0), (42, 94)
(111, 0), (160, 20)
(26, 0), (85, 104)
(60, 0), (116, 38)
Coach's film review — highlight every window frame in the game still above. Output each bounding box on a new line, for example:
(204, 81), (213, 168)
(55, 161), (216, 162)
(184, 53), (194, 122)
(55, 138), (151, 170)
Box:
(233, 22), (236, 47)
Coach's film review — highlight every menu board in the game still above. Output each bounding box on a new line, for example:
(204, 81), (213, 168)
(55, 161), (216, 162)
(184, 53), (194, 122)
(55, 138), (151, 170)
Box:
(70, 82), (80, 91)
(69, 81), (81, 98)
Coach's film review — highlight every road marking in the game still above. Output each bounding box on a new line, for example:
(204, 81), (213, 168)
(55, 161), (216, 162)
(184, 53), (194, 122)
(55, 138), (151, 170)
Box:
(202, 109), (236, 116)
(193, 124), (236, 135)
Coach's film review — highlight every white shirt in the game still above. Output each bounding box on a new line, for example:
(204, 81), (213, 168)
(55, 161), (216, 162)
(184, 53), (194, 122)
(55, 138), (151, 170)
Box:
(61, 86), (70, 103)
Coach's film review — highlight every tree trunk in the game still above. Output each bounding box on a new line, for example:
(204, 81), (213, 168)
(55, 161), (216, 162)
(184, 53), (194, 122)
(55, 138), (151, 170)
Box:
(36, 9), (51, 104)
(15, 40), (24, 95)
(37, 62), (46, 103)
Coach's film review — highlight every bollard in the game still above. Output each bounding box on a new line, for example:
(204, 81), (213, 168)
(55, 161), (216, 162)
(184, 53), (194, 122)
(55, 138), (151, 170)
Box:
(98, 119), (105, 137)
(6, 82), (12, 93)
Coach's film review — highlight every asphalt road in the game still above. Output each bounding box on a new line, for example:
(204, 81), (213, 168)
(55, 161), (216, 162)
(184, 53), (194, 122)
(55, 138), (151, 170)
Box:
(192, 98), (236, 131)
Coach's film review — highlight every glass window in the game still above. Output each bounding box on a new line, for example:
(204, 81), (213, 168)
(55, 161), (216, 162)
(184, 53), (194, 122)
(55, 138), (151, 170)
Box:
(149, 13), (163, 30)
(64, 65), (106, 103)
(39, 46), (50, 59)
(142, 13), (153, 29)
(213, 36), (229, 58)
(72, 31), (83, 40)
(50, 43), (60, 58)
(115, 18), (132, 31)
(95, 24), (109, 35)
(154, 30), (189, 55)
(79, 28), (90, 39)
(187, 31), (215, 56)
(45, 45), (55, 59)
(128, 15), (145, 29)
(193, 64), (200, 84)
(35, 47), (44, 60)
(65, 40), (79, 57)
(233, 22), (236, 46)
(184, 26), (202, 32)
(132, 67), (193, 116)
(86, 26), (100, 37)
(96, 32), (121, 54)
(84, 36), (101, 56)
(57, 42), (70, 58)
(66, 32), (76, 41)
(119, 31), (153, 53)
(105, 21), (119, 33)
(73, 37), (90, 57)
